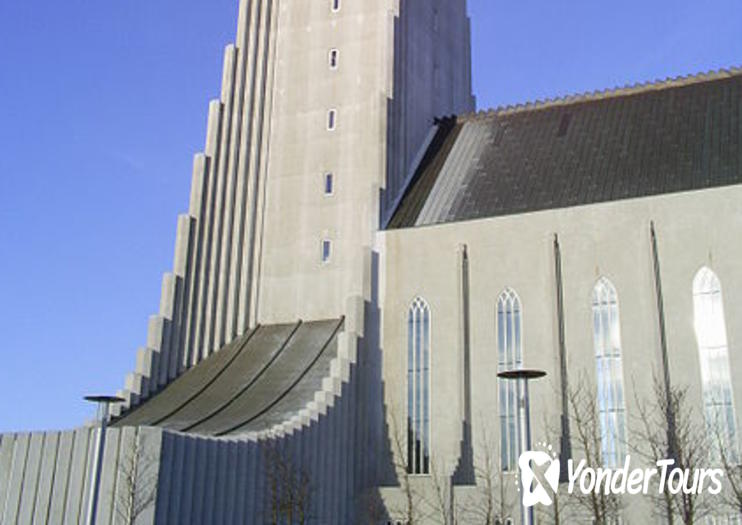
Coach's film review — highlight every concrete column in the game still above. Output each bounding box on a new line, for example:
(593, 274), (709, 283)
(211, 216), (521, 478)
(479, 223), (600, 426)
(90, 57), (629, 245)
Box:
(191, 100), (224, 367)
(215, 24), (252, 350)
(48, 431), (75, 525)
(2, 434), (30, 524)
(17, 433), (44, 524)
(226, 0), (263, 340)
(182, 155), (209, 371)
(190, 438), (208, 524)
(243, 0), (279, 332)
(33, 432), (60, 524)
(245, 438), (258, 523)
(203, 45), (238, 358)
(0, 434), (16, 519)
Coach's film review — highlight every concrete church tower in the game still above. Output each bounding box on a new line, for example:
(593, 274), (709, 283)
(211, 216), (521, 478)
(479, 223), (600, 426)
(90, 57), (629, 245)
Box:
(132, 0), (475, 392)
(4, 0), (742, 523)
(255, 0), (474, 324)
(0, 2), (477, 523)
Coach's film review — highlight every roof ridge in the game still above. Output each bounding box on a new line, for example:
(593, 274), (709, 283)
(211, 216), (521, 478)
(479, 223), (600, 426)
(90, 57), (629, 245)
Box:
(459, 65), (742, 121)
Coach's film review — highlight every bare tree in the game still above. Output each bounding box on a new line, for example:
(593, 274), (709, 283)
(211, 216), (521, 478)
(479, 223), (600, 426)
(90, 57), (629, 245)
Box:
(538, 414), (574, 525)
(114, 429), (157, 525)
(426, 459), (454, 524)
(568, 375), (623, 524)
(720, 452), (742, 518)
(710, 415), (742, 518)
(458, 419), (516, 525)
(632, 375), (713, 524)
(263, 439), (314, 524)
(387, 408), (421, 525)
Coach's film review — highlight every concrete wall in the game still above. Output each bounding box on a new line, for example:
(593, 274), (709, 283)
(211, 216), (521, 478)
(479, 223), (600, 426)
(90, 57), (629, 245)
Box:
(379, 185), (742, 522)
(1, 290), (382, 524)
(256, 0), (474, 325)
(112, 0), (283, 416)
(0, 427), (162, 525)
(112, 0), (474, 416)
(142, 291), (380, 524)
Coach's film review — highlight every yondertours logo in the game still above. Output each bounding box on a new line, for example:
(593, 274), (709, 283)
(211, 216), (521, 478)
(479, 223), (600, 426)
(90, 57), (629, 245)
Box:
(518, 443), (725, 508)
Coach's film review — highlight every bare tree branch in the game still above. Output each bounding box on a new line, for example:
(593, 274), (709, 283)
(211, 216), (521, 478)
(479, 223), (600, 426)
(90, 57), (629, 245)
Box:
(631, 374), (713, 524)
(114, 429), (157, 525)
(388, 408), (420, 524)
(568, 374), (623, 524)
(457, 416), (517, 525)
(263, 438), (315, 525)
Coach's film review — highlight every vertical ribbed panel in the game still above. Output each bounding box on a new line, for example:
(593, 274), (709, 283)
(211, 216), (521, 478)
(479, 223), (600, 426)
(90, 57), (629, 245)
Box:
(19, 433), (45, 524)
(156, 274), (175, 388)
(0, 427), (167, 525)
(0, 434), (15, 520)
(93, 428), (120, 525)
(113, 0), (284, 407)
(203, 45), (238, 359)
(190, 99), (223, 369)
(243, 0), (278, 332)
(101, 326), (365, 523)
(47, 431), (74, 525)
(244, 439), (257, 523)
(180, 155), (208, 372)
(2, 433), (30, 524)
(214, 0), (253, 352)
(226, 0), (261, 342)
(33, 432), (59, 524)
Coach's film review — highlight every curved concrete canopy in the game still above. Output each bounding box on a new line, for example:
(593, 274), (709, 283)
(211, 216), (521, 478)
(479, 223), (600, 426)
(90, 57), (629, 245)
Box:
(112, 318), (344, 436)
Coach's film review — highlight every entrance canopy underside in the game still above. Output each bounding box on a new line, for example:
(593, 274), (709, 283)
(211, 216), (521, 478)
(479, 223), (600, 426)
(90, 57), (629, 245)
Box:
(112, 318), (344, 436)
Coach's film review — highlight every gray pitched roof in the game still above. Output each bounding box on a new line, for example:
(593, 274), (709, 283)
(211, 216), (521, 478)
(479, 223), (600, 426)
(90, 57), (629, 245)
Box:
(112, 319), (343, 436)
(388, 68), (742, 229)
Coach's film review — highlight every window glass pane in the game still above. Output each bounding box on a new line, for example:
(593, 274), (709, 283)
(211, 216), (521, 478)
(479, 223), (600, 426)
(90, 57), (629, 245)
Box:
(407, 298), (430, 474)
(693, 268), (738, 461)
(592, 278), (628, 467)
(497, 289), (523, 470)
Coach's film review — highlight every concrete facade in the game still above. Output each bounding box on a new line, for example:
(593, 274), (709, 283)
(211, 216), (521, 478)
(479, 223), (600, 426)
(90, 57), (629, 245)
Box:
(378, 185), (742, 522)
(257, 0), (474, 324)
(0, 427), (162, 525)
(105, 0), (473, 417)
(2, 0), (741, 524)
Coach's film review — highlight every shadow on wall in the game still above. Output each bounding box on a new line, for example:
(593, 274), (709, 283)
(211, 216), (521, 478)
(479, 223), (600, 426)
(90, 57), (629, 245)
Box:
(380, 0), (475, 225)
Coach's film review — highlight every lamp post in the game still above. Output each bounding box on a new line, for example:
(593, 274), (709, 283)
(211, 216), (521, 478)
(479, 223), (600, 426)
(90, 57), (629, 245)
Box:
(497, 369), (547, 525)
(84, 395), (124, 525)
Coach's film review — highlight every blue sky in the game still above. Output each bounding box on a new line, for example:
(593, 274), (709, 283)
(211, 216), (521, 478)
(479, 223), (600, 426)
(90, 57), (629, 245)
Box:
(0, 0), (740, 433)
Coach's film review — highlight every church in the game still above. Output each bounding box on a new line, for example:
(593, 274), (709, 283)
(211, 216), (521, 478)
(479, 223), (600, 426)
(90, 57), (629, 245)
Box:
(1, 1), (741, 523)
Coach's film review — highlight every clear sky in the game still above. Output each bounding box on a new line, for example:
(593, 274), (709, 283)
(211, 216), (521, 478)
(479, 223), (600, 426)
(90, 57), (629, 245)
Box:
(0, 0), (740, 433)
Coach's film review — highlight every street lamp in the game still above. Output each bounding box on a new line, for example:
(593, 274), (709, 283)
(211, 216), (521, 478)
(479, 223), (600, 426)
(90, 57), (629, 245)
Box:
(84, 395), (124, 525)
(497, 369), (547, 525)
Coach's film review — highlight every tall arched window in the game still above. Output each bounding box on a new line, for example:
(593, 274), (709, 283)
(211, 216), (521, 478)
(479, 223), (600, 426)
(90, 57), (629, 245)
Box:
(408, 297), (430, 474)
(592, 277), (628, 468)
(497, 288), (523, 471)
(693, 267), (737, 461)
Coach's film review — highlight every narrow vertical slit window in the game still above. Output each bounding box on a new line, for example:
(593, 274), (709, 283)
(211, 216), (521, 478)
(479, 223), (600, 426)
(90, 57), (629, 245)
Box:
(407, 297), (430, 475)
(324, 173), (334, 195)
(329, 49), (339, 70)
(331, 0), (340, 12)
(592, 277), (628, 468)
(327, 109), (337, 131)
(693, 267), (738, 462)
(497, 288), (523, 471)
(321, 239), (332, 264)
